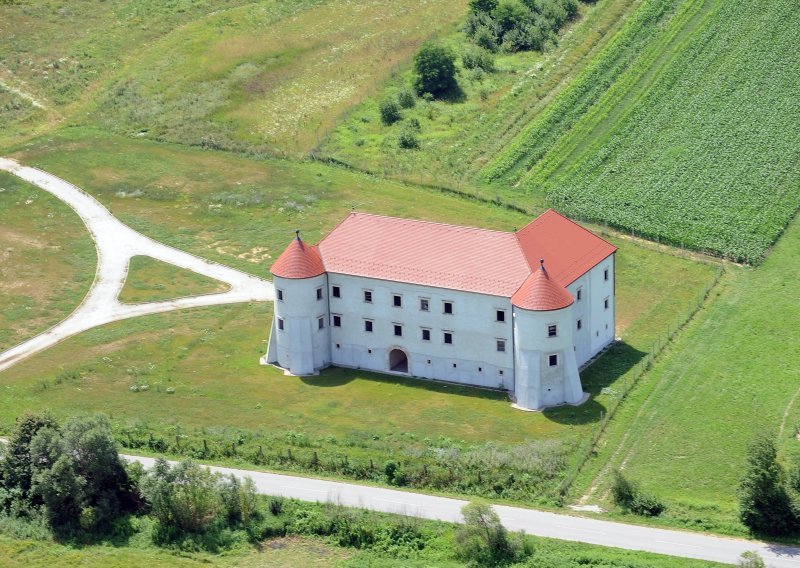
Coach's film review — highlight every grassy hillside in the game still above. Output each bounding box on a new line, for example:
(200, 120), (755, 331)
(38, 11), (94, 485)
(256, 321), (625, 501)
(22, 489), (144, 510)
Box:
(319, 0), (639, 194)
(491, 0), (800, 262)
(0, 172), (94, 352)
(572, 216), (800, 534)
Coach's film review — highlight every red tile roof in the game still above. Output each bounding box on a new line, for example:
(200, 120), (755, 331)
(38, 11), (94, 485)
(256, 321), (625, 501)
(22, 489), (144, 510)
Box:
(272, 210), (616, 307)
(511, 264), (575, 311)
(270, 237), (325, 279)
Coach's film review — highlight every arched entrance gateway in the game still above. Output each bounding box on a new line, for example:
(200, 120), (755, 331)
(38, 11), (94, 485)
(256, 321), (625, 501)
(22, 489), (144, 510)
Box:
(389, 349), (408, 373)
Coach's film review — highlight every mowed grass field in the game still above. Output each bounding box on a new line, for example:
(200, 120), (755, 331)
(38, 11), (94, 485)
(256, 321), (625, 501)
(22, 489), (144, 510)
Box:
(0, 172), (94, 352)
(119, 256), (230, 304)
(572, 218), (800, 534)
(491, 0), (800, 262)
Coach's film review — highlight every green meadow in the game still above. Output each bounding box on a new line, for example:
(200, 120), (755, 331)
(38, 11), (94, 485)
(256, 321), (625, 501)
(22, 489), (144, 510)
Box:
(119, 256), (230, 305)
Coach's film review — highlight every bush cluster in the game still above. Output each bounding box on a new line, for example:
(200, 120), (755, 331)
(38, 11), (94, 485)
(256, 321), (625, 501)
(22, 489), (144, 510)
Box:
(455, 503), (531, 566)
(611, 470), (665, 517)
(464, 0), (579, 52)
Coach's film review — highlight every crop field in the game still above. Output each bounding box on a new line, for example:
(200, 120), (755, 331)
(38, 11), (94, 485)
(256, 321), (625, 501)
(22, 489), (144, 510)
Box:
(319, 0), (639, 193)
(0, 172), (94, 352)
(485, 0), (800, 262)
(119, 255), (230, 304)
(571, 217), (800, 534)
(6, 128), (532, 276)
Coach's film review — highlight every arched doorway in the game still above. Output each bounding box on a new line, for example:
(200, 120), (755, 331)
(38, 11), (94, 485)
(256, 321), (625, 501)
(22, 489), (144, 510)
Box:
(389, 349), (408, 373)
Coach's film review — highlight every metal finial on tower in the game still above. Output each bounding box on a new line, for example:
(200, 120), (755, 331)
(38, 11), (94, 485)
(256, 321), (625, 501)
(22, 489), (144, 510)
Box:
(540, 258), (545, 269)
(295, 229), (301, 241)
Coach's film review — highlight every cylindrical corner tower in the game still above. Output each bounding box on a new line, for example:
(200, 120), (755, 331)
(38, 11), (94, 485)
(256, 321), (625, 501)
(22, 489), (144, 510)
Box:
(264, 232), (330, 375)
(511, 261), (583, 410)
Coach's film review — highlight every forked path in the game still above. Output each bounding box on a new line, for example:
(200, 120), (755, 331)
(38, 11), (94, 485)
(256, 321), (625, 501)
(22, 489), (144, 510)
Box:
(0, 158), (273, 372)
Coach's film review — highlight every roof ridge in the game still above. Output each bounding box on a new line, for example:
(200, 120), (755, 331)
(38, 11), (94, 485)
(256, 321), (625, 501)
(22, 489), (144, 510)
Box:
(334, 211), (518, 237)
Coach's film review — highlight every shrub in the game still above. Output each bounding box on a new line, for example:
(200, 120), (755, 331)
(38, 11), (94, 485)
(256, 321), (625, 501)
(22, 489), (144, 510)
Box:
(412, 42), (457, 97)
(455, 502), (528, 566)
(738, 551), (766, 568)
(611, 470), (665, 517)
(396, 89), (416, 109)
(462, 46), (495, 72)
(379, 99), (401, 126)
(398, 125), (420, 150)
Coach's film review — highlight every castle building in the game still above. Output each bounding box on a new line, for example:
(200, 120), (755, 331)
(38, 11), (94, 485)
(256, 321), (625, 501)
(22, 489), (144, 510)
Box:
(263, 209), (616, 411)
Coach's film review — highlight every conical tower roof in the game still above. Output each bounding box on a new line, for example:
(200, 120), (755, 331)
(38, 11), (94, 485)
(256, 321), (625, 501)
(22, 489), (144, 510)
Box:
(270, 232), (325, 279)
(511, 260), (574, 311)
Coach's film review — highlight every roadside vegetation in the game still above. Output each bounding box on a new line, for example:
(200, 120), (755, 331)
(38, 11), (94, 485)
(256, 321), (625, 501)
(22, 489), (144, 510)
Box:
(0, 172), (94, 352)
(0, 412), (722, 568)
(119, 256), (230, 305)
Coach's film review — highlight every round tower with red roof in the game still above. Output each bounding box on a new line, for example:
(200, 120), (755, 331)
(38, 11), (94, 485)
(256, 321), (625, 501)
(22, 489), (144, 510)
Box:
(511, 259), (584, 409)
(263, 230), (331, 375)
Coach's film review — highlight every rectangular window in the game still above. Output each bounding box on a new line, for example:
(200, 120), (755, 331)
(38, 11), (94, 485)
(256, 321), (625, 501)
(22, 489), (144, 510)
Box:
(548, 324), (558, 337)
(394, 324), (403, 337)
(443, 301), (453, 315)
(332, 314), (342, 327)
(496, 339), (506, 352)
(496, 310), (505, 322)
(277, 289), (284, 301)
(604, 297), (610, 310)
(420, 298), (429, 311)
(576, 288), (582, 301)
(363, 290), (373, 303)
(604, 268), (609, 281)
(549, 354), (558, 367)
(332, 285), (341, 298)
(364, 320), (373, 332)
(316, 287), (323, 301)
(393, 294), (402, 307)
(577, 319), (582, 330)
(318, 317), (325, 330)
(421, 328), (431, 341)
(277, 317), (284, 331)
(443, 331), (453, 344)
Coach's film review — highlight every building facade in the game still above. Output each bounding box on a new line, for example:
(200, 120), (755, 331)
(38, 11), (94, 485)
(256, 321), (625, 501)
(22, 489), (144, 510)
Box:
(263, 210), (616, 411)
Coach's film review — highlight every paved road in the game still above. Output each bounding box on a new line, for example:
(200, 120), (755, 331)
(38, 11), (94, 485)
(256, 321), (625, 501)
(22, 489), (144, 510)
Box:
(124, 454), (800, 567)
(0, 158), (273, 372)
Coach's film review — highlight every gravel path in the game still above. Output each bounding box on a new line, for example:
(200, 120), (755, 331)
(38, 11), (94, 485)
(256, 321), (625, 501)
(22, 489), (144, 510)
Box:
(0, 158), (273, 372)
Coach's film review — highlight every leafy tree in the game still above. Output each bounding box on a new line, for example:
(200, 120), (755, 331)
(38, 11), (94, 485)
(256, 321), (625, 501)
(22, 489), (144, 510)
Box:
(470, 0), (498, 13)
(462, 45), (496, 72)
(455, 502), (527, 566)
(739, 432), (797, 535)
(379, 99), (401, 126)
(412, 42), (457, 97)
(396, 89), (417, 109)
(1, 412), (58, 506)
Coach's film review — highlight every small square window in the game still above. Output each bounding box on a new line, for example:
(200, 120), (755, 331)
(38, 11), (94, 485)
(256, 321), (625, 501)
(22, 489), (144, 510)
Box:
(444, 332), (453, 344)
(452, 363), (457, 368)
(604, 297), (610, 310)
(549, 354), (558, 367)
(443, 301), (453, 314)
(316, 288), (323, 301)
(332, 285), (341, 298)
(420, 298), (429, 311)
(478, 367), (482, 372)
(277, 318), (284, 331)
(604, 268), (609, 281)
(499, 370), (504, 376)
(333, 314), (342, 327)
(422, 328), (431, 341)
(336, 343), (340, 349)
(393, 294), (402, 307)
(394, 324), (403, 337)
(427, 359), (431, 364)
(364, 290), (373, 303)
(364, 320), (373, 332)
(496, 310), (505, 322)
(277, 289), (284, 301)
(577, 319), (582, 330)
(318, 317), (325, 330)
(496, 339), (506, 352)
(576, 288), (582, 301)
(548, 324), (558, 337)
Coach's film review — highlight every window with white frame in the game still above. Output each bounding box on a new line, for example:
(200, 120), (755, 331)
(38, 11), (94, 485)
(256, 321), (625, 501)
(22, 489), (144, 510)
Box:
(394, 324), (403, 337)
(364, 319), (373, 332)
(548, 354), (558, 367)
(332, 285), (341, 298)
(576, 288), (582, 301)
(421, 328), (431, 341)
(393, 294), (402, 307)
(316, 287), (323, 301)
(277, 289), (284, 301)
(277, 317), (284, 331)
(496, 309), (506, 322)
(604, 297), (609, 310)
(496, 339), (506, 352)
(318, 317), (325, 330)
(443, 301), (453, 315)
(443, 331), (453, 344)
(332, 314), (342, 327)
(547, 324), (558, 337)
(363, 290), (373, 303)
(420, 298), (429, 311)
